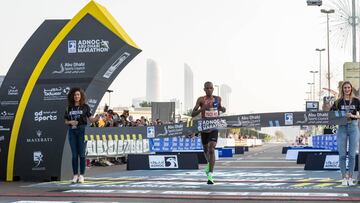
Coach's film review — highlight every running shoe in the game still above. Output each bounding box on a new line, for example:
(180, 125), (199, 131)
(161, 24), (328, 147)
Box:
(207, 173), (214, 185)
(348, 178), (355, 186)
(204, 163), (210, 176)
(78, 175), (85, 183)
(341, 178), (348, 186)
(71, 175), (78, 184)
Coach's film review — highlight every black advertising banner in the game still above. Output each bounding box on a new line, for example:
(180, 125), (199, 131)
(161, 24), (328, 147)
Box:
(195, 111), (347, 131)
(5, 1), (141, 181)
(82, 111), (347, 141)
(0, 20), (68, 180)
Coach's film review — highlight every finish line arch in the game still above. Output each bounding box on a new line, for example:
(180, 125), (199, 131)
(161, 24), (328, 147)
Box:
(0, 1), (141, 181)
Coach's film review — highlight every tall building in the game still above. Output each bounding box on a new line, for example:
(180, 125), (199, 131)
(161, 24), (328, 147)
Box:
(220, 84), (232, 113)
(146, 59), (161, 102)
(184, 63), (193, 114)
(170, 98), (181, 114)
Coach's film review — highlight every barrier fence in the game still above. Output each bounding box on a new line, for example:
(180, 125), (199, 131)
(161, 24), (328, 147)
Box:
(83, 111), (345, 158)
(85, 111), (347, 140)
(312, 134), (337, 151)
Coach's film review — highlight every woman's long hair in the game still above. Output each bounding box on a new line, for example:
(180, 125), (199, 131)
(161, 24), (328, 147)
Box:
(338, 81), (354, 100)
(67, 87), (86, 107)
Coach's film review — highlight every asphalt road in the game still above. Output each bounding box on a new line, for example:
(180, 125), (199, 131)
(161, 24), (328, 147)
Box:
(1, 142), (360, 202)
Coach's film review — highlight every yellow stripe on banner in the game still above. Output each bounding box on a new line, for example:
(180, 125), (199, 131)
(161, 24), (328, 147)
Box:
(94, 2), (139, 49)
(138, 134), (143, 140)
(90, 135), (95, 141)
(108, 135), (113, 140)
(96, 135), (100, 141)
(84, 135), (89, 141)
(6, 0), (140, 181)
(102, 135), (106, 141)
(132, 134), (137, 140)
(114, 134), (118, 141)
(126, 134), (130, 140)
(120, 135), (124, 141)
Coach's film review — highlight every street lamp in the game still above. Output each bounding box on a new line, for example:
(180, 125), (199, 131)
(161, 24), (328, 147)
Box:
(106, 89), (113, 107)
(321, 9), (335, 96)
(307, 82), (314, 101)
(310, 70), (318, 101)
(315, 48), (325, 101)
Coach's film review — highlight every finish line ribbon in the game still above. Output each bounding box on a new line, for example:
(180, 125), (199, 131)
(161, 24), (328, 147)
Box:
(85, 111), (347, 139)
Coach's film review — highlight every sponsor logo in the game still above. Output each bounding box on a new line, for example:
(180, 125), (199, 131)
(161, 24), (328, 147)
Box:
(103, 52), (130, 78)
(34, 110), (58, 122)
(68, 39), (110, 53)
(32, 151), (45, 170)
(0, 125), (10, 131)
(197, 120), (203, 131)
(197, 118), (227, 131)
(88, 98), (98, 109)
(0, 100), (19, 106)
(8, 86), (18, 96)
(323, 155), (339, 169)
(157, 124), (184, 137)
(296, 114), (308, 124)
(68, 40), (77, 53)
(0, 111), (15, 120)
(52, 62), (86, 74)
(26, 130), (53, 143)
(149, 155), (178, 169)
(43, 86), (70, 101)
(147, 126), (155, 138)
(284, 113), (293, 125)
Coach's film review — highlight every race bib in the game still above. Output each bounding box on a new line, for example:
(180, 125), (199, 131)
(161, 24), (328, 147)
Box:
(205, 109), (218, 118)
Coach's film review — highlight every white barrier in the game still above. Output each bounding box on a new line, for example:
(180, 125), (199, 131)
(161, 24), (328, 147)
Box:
(217, 138), (235, 148)
(86, 139), (150, 157)
(285, 149), (331, 160)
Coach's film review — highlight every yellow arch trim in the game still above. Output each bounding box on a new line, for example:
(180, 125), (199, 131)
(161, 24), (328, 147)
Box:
(6, 1), (139, 181)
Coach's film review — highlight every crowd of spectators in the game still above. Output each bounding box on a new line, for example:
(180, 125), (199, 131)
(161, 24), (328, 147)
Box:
(90, 106), (166, 128)
(295, 134), (308, 145)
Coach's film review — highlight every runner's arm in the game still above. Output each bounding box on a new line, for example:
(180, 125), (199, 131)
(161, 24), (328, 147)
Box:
(191, 97), (205, 117)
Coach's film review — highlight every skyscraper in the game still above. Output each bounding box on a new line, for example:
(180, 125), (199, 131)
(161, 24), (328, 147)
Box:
(184, 63), (194, 114)
(220, 84), (232, 113)
(146, 59), (160, 102)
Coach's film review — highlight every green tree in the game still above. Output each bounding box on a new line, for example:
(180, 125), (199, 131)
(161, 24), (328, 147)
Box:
(274, 130), (285, 142)
(184, 108), (193, 116)
(139, 101), (152, 107)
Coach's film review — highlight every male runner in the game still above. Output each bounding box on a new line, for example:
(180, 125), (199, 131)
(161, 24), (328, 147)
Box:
(191, 81), (226, 184)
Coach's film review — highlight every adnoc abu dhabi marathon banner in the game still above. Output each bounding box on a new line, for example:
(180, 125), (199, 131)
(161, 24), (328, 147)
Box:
(0, 20), (69, 181)
(83, 110), (347, 141)
(0, 1), (141, 181)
